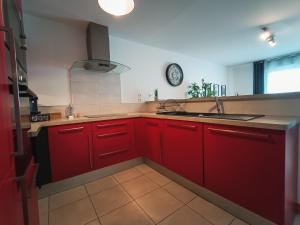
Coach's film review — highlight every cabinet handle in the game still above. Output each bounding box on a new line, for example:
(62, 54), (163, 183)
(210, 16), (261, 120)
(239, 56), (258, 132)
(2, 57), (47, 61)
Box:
(88, 134), (93, 169)
(1, 26), (24, 157)
(96, 123), (127, 129)
(208, 128), (270, 140)
(58, 127), (84, 133)
(98, 148), (128, 158)
(97, 131), (128, 138)
(167, 123), (197, 131)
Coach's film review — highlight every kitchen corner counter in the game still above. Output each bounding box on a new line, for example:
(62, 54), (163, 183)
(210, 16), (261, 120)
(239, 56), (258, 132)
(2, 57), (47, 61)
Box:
(28, 113), (300, 137)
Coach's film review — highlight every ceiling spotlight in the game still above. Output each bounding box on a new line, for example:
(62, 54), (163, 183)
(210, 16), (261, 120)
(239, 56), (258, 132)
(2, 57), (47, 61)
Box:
(267, 35), (277, 47)
(98, 0), (135, 16)
(260, 27), (272, 41)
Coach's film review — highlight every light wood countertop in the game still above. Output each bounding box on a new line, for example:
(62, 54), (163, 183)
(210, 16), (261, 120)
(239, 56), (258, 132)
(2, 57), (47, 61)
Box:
(28, 113), (300, 137)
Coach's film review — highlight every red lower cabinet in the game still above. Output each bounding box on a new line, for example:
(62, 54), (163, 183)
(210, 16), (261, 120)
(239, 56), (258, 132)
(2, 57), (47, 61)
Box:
(0, 167), (24, 225)
(204, 124), (297, 225)
(134, 118), (146, 157)
(162, 120), (203, 185)
(48, 123), (92, 181)
(144, 119), (163, 164)
(92, 119), (135, 169)
(23, 159), (40, 225)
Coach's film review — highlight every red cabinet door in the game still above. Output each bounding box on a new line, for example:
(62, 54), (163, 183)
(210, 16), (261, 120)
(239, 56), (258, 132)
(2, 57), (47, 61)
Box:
(204, 124), (285, 224)
(134, 118), (145, 157)
(144, 119), (163, 164)
(92, 119), (135, 169)
(0, 3), (24, 224)
(162, 120), (203, 185)
(20, 159), (40, 225)
(0, 167), (24, 225)
(48, 123), (92, 181)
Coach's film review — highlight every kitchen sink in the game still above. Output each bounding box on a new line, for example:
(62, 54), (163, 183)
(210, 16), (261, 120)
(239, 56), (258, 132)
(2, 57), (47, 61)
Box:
(156, 111), (264, 121)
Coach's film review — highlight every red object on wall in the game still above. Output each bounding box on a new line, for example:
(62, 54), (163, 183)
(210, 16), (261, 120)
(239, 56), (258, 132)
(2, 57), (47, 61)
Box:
(92, 119), (135, 169)
(203, 124), (295, 225)
(0, 1), (24, 224)
(48, 123), (92, 181)
(162, 120), (203, 185)
(144, 119), (163, 164)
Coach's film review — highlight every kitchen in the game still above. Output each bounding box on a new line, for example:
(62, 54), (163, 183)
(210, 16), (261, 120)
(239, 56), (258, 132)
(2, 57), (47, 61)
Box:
(1, 0), (300, 225)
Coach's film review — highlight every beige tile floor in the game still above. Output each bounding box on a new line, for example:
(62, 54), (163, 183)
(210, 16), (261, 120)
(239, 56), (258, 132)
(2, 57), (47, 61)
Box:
(38, 164), (250, 225)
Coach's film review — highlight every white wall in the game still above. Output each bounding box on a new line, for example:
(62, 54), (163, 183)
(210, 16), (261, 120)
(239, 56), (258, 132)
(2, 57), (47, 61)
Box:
(24, 14), (227, 105)
(24, 14), (87, 106)
(227, 63), (253, 96)
(110, 37), (227, 103)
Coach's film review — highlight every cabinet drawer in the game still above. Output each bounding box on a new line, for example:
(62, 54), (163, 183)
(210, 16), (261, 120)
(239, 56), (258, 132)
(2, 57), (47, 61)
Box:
(51, 123), (91, 134)
(92, 121), (135, 169)
(92, 119), (131, 134)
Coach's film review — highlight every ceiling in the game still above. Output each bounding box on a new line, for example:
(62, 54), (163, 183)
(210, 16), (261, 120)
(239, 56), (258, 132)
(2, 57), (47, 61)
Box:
(24, 0), (300, 65)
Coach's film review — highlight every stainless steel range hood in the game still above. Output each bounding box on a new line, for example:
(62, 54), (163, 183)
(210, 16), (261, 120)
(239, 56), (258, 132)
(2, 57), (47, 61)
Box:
(71, 23), (130, 74)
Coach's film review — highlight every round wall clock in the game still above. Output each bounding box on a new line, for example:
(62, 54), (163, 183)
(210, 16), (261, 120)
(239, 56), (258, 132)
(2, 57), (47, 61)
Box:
(166, 63), (184, 86)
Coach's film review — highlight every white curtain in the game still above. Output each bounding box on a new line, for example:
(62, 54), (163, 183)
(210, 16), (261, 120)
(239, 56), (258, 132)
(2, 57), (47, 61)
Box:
(265, 52), (300, 73)
(265, 52), (300, 94)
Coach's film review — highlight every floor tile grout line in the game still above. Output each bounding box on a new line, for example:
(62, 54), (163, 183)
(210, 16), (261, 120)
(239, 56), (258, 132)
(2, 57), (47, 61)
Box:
(154, 204), (186, 225)
(85, 178), (119, 197)
(48, 195), (89, 212)
(83, 185), (103, 225)
(40, 164), (237, 225)
(98, 200), (134, 219)
(115, 175), (157, 224)
(86, 182), (134, 219)
(161, 184), (198, 205)
(186, 202), (219, 225)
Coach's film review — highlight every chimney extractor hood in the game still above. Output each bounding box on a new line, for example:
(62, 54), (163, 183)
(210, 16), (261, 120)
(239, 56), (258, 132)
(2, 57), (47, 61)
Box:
(71, 23), (130, 74)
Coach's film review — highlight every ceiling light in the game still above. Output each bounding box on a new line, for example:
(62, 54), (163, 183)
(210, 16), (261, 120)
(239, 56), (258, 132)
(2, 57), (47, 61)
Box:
(267, 36), (277, 47)
(260, 27), (272, 41)
(98, 0), (134, 16)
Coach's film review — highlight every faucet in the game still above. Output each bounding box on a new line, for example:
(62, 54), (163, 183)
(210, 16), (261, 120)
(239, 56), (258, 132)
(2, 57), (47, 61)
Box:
(215, 97), (224, 114)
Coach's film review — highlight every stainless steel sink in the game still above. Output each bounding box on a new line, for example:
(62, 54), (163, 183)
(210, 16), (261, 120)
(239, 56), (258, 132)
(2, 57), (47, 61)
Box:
(156, 111), (264, 121)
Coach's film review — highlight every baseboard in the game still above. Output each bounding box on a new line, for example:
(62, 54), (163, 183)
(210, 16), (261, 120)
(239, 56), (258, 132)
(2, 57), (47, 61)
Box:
(38, 157), (144, 199)
(145, 159), (276, 225)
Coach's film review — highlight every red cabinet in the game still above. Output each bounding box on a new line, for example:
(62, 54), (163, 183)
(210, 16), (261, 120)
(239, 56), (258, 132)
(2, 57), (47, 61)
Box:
(22, 159), (39, 225)
(144, 119), (163, 164)
(0, 3), (24, 224)
(162, 120), (203, 185)
(92, 119), (135, 169)
(204, 124), (287, 225)
(48, 123), (92, 181)
(134, 118), (145, 157)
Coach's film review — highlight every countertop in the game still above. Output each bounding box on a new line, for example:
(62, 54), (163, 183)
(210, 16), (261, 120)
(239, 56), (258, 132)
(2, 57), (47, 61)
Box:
(28, 113), (300, 137)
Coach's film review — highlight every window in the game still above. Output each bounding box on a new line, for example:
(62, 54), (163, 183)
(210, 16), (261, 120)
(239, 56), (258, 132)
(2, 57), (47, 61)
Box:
(265, 53), (300, 94)
(266, 68), (300, 94)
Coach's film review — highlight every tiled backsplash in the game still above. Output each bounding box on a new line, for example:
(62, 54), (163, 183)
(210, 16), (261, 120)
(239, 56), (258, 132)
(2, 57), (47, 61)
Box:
(71, 70), (121, 105)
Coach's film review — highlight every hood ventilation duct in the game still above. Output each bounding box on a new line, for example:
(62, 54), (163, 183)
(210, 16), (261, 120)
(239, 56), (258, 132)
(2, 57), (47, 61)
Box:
(71, 23), (130, 74)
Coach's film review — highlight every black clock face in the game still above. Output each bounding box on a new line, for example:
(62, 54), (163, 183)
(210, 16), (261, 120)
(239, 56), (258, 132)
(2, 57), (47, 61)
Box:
(166, 63), (184, 86)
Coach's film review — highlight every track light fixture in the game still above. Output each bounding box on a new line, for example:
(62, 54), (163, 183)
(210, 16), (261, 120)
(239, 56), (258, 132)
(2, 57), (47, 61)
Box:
(260, 27), (277, 47)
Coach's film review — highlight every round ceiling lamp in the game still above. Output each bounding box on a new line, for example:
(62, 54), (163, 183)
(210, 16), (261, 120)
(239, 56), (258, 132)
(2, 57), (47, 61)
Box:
(98, 0), (135, 16)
